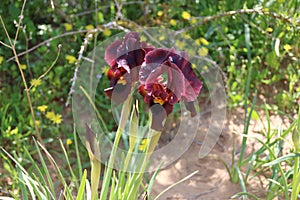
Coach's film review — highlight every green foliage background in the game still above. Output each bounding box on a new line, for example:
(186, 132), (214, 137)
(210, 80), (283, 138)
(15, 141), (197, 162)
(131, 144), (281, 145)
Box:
(0, 0), (299, 197)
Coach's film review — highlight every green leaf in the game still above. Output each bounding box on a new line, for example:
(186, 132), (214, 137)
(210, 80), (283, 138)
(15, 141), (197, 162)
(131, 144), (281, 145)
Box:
(247, 108), (259, 120)
(262, 153), (300, 167)
(275, 38), (280, 57)
(147, 163), (163, 199)
(266, 51), (279, 69)
(76, 169), (87, 200)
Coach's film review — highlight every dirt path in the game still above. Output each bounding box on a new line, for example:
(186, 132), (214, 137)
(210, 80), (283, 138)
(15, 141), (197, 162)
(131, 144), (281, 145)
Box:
(151, 108), (292, 200)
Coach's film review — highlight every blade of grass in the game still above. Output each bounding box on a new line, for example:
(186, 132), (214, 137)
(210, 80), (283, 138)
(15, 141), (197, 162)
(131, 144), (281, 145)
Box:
(28, 173), (49, 200)
(154, 170), (198, 200)
(291, 107), (300, 200)
(33, 140), (56, 195)
(109, 171), (116, 200)
(264, 104), (271, 140)
(234, 166), (247, 200)
(59, 139), (78, 188)
(238, 23), (253, 166)
(1, 148), (53, 199)
(76, 169), (87, 200)
(147, 162), (163, 199)
(118, 104), (139, 195)
(17, 167), (29, 200)
(35, 139), (73, 198)
(262, 153), (300, 167)
(79, 86), (109, 133)
(23, 147), (49, 194)
(245, 153), (256, 182)
(231, 192), (260, 200)
(100, 96), (132, 200)
(74, 126), (83, 180)
(22, 172), (40, 200)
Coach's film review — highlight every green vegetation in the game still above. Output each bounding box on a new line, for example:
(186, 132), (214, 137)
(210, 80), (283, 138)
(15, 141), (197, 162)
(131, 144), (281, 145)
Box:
(0, 0), (299, 199)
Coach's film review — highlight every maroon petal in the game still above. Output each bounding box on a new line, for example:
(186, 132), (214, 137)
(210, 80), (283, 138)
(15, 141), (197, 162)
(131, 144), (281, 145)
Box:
(105, 40), (122, 67)
(165, 61), (185, 101)
(141, 42), (155, 53)
(173, 52), (202, 101)
(124, 32), (140, 43)
(117, 37), (138, 58)
(106, 68), (115, 80)
(184, 101), (197, 117)
(163, 102), (173, 115)
(134, 49), (146, 67)
(144, 48), (170, 64)
(150, 104), (167, 131)
(110, 83), (132, 105)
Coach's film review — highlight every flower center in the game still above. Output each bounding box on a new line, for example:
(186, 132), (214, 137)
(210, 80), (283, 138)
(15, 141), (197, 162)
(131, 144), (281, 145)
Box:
(118, 76), (127, 85)
(153, 97), (165, 105)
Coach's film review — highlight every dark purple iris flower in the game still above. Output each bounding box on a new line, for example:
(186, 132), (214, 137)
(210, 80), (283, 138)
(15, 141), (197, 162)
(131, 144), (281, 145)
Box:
(138, 48), (202, 130)
(104, 32), (154, 104)
(104, 32), (202, 131)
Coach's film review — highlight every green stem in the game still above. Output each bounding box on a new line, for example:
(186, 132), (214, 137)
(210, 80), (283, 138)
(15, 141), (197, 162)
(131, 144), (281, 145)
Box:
(91, 159), (101, 200)
(100, 97), (132, 200)
(291, 156), (299, 200)
(99, 127), (123, 200)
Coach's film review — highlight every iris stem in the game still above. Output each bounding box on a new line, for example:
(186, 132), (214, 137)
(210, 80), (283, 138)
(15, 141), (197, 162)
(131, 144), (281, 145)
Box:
(100, 97), (132, 200)
(91, 159), (101, 200)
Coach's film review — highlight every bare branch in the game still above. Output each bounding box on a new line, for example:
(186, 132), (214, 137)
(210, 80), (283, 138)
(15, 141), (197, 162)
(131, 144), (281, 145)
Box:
(28, 44), (62, 90)
(7, 30), (88, 62)
(175, 8), (296, 35)
(0, 16), (13, 46)
(0, 41), (12, 49)
(13, 0), (27, 47)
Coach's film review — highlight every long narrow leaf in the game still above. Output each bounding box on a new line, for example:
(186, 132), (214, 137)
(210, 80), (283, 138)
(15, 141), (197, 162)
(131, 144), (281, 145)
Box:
(147, 163), (163, 199)
(76, 169), (87, 200)
(154, 170), (198, 200)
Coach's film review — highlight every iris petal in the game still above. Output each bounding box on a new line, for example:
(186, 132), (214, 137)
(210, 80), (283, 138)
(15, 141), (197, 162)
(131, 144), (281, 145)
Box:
(104, 40), (122, 67)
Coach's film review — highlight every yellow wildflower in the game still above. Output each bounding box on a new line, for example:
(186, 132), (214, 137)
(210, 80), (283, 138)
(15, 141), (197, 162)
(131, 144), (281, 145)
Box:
(140, 35), (147, 41)
(170, 19), (177, 26)
(284, 44), (292, 51)
(20, 64), (27, 70)
(277, 0), (285, 3)
(52, 114), (62, 124)
(0, 56), (3, 64)
(157, 11), (163, 17)
(103, 29), (112, 37)
(46, 111), (62, 125)
(35, 120), (41, 127)
(139, 139), (148, 151)
(183, 34), (191, 39)
(46, 111), (55, 120)
(202, 65), (208, 72)
(198, 47), (209, 57)
(159, 35), (165, 41)
(199, 37), (209, 46)
(266, 27), (273, 33)
(66, 55), (77, 64)
(11, 127), (18, 135)
(37, 105), (48, 113)
(30, 79), (42, 87)
(262, 8), (269, 12)
(64, 23), (73, 31)
(181, 11), (191, 20)
(190, 19), (197, 24)
(85, 24), (95, 31)
(66, 138), (73, 145)
(175, 40), (186, 49)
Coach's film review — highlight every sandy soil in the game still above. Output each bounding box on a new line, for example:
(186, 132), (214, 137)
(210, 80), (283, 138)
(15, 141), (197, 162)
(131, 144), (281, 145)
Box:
(151, 107), (292, 200)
